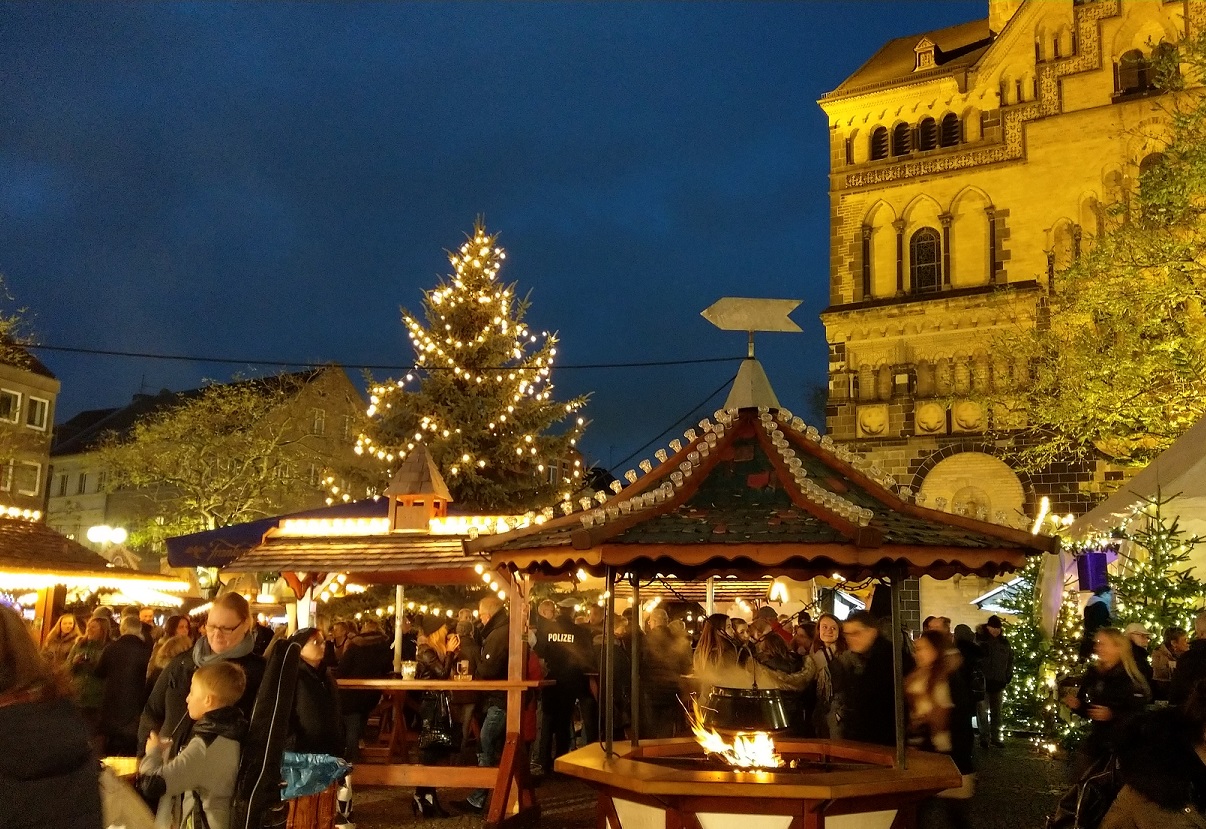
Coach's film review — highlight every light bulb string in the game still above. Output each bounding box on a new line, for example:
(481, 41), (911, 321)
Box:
(28, 343), (744, 372)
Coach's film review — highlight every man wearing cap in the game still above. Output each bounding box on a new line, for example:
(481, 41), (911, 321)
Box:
(534, 597), (595, 774)
(976, 615), (1013, 748)
(1124, 622), (1154, 684)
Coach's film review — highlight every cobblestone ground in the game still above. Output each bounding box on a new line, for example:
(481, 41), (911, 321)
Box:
(349, 738), (1068, 828)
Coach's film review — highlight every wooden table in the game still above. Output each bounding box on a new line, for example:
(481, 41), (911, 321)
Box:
(337, 678), (553, 828)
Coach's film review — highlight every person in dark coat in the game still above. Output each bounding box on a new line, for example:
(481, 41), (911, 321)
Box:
(288, 628), (345, 757)
(1081, 587), (1113, 660)
(337, 617), (394, 762)
(976, 615), (1013, 747)
(458, 596), (508, 814)
(834, 612), (897, 746)
(96, 615), (152, 755)
(641, 608), (693, 739)
(1171, 612), (1206, 707)
(0, 604), (102, 829)
(139, 592), (265, 755)
(535, 597), (596, 768)
(412, 616), (459, 817)
(1063, 627), (1151, 779)
(1100, 683), (1206, 829)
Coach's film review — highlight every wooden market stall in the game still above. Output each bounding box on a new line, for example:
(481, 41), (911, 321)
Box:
(221, 448), (548, 829)
(0, 515), (189, 642)
(467, 404), (1057, 829)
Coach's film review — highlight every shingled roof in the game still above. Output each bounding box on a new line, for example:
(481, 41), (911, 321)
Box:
(467, 407), (1056, 582)
(822, 17), (992, 101)
(384, 445), (452, 501)
(0, 518), (186, 589)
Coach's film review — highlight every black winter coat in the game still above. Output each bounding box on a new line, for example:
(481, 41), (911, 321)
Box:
(96, 633), (152, 751)
(1171, 639), (1206, 706)
(0, 693), (102, 829)
(337, 631), (394, 716)
(138, 643), (265, 753)
(1074, 661), (1150, 762)
(833, 635), (897, 746)
(476, 611), (510, 708)
(1113, 706), (1206, 815)
(291, 662), (345, 757)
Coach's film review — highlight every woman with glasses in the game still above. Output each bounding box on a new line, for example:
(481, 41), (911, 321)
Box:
(138, 592), (266, 755)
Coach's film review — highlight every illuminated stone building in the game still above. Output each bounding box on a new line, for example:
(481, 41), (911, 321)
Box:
(818, 0), (1199, 622)
(0, 346), (59, 514)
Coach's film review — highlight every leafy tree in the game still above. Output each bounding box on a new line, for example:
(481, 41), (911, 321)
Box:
(991, 33), (1206, 470)
(99, 371), (363, 552)
(354, 219), (588, 511)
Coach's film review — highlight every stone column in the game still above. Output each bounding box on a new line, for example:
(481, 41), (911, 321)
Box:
(893, 219), (906, 294)
(939, 212), (953, 287)
(861, 225), (873, 300)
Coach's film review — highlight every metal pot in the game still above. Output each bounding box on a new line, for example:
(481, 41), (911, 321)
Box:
(701, 686), (793, 734)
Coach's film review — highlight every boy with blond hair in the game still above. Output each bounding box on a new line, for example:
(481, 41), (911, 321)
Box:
(139, 661), (247, 829)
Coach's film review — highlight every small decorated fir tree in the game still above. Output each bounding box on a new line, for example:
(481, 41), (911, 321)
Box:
(1109, 491), (1204, 637)
(351, 220), (588, 511)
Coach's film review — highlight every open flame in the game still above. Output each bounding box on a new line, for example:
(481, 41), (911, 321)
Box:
(687, 698), (784, 769)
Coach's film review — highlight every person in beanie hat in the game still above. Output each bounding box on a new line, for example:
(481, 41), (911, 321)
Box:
(976, 615), (1013, 747)
(412, 614), (459, 817)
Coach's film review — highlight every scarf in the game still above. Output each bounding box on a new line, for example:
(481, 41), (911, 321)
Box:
(192, 630), (255, 667)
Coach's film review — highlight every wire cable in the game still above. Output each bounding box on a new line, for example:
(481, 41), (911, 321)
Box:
(608, 372), (736, 474)
(26, 343), (743, 372)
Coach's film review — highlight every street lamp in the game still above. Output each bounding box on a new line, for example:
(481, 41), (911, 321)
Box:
(86, 525), (128, 545)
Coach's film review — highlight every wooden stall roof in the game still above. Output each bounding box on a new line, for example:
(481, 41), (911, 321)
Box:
(223, 533), (487, 585)
(0, 517), (187, 588)
(467, 407), (1057, 581)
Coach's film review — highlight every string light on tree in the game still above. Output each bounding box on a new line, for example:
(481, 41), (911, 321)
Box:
(340, 219), (589, 511)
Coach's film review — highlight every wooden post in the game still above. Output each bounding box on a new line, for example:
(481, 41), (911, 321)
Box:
(393, 584), (405, 674)
(32, 585), (65, 645)
(705, 577), (715, 615)
(604, 567), (615, 758)
(891, 571), (907, 769)
(630, 575), (640, 746)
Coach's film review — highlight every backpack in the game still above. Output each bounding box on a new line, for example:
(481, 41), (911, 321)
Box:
(1046, 754), (1121, 829)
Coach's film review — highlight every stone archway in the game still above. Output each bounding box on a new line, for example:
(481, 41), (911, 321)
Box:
(917, 451), (1025, 522)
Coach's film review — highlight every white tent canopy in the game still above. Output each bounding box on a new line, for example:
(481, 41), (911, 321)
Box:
(1066, 414), (1206, 544)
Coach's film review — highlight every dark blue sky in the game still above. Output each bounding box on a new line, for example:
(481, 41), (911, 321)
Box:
(2, 1), (983, 471)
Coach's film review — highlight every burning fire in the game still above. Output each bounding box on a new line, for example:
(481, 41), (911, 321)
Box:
(687, 698), (784, 769)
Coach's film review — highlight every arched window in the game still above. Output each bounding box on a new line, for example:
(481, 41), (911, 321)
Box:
(939, 113), (961, 147)
(917, 118), (938, 151)
(870, 127), (889, 161)
(1117, 49), (1148, 94)
(910, 228), (942, 294)
(1138, 152), (1165, 178)
(891, 123), (911, 156)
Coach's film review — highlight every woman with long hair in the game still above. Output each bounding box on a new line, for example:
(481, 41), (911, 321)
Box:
(693, 613), (747, 695)
(809, 613), (847, 737)
(412, 615), (461, 818)
(1063, 627), (1152, 778)
(162, 614), (192, 642)
(42, 613), (82, 666)
(145, 634), (193, 691)
(908, 630), (975, 829)
(0, 604), (102, 828)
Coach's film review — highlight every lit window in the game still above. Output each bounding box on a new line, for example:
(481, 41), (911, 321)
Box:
(0, 390), (18, 423)
(310, 408), (326, 436)
(26, 397), (49, 431)
(56, 474), (68, 498)
(77, 472), (89, 495)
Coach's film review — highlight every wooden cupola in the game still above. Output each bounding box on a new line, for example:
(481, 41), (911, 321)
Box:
(383, 445), (453, 532)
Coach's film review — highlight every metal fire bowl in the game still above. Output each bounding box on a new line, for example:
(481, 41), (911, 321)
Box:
(553, 738), (962, 810)
(702, 686), (794, 734)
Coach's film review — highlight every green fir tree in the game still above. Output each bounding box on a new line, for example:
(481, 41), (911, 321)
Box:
(353, 220), (589, 511)
(1105, 490), (1204, 637)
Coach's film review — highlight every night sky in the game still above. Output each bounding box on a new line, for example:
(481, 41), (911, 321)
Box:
(3, 1), (984, 471)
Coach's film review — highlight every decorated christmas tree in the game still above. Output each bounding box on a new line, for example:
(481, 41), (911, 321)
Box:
(1108, 491), (1204, 636)
(350, 219), (588, 511)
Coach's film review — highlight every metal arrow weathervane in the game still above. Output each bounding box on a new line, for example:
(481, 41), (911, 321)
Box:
(701, 297), (802, 411)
